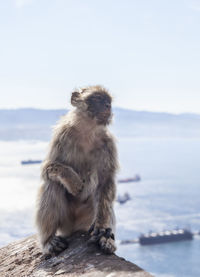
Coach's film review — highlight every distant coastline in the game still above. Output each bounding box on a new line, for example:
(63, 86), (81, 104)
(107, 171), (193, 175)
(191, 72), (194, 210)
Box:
(0, 108), (200, 141)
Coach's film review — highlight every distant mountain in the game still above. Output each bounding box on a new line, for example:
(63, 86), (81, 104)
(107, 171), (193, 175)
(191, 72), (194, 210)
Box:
(0, 108), (66, 126)
(0, 108), (200, 140)
(114, 108), (200, 138)
(0, 108), (66, 140)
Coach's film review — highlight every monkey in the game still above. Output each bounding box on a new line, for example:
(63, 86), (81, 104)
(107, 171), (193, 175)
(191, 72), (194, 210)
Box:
(36, 85), (118, 257)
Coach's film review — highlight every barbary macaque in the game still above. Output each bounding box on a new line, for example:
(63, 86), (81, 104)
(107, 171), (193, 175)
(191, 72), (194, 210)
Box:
(36, 85), (118, 256)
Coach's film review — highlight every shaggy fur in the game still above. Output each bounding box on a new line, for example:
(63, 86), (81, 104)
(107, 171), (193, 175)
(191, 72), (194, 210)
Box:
(36, 85), (118, 256)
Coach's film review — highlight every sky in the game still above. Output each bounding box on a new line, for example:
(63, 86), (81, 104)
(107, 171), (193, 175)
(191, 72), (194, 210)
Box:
(0, 0), (200, 113)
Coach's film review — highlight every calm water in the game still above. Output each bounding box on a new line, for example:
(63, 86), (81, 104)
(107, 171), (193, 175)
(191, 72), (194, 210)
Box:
(0, 137), (199, 277)
(116, 137), (200, 277)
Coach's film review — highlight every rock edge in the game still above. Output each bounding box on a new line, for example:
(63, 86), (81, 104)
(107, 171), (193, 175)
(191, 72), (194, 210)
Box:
(0, 233), (154, 277)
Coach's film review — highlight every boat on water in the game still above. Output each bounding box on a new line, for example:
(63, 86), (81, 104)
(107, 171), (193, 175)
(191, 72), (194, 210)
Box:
(140, 229), (193, 245)
(120, 229), (194, 245)
(118, 174), (141, 183)
(117, 193), (131, 204)
(21, 160), (42, 165)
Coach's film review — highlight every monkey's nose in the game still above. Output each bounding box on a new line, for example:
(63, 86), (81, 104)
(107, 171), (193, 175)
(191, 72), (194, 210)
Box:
(105, 110), (111, 117)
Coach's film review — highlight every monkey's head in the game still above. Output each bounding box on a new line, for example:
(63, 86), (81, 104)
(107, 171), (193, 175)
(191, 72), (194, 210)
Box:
(71, 86), (112, 125)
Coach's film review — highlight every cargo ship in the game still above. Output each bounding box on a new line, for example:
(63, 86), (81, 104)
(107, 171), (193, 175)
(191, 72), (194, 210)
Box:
(120, 229), (194, 245)
(21, 160), (42, 165)
(139, 229), (193, 245)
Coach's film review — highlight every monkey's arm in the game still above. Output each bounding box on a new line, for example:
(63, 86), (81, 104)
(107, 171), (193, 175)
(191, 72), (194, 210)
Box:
(89, 179), (116, 254)
(95, 178), (116, 229)
(42, 161), (83, 196)
(94, 135), (118, 230)
(88, 135), (118, 254)
(89, 177), (116, 254)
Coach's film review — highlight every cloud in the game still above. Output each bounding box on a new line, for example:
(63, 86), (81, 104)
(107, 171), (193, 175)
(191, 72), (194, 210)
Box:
(15, 0), (33, 8)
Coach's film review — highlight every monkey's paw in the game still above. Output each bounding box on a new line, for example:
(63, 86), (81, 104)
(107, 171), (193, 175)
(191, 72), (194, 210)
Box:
(43, 236), (68, 258)
(69, 179), (84, 196)
(99, 236), (116, 254)
(88, 227), (116, 254)
(47, 163), (62, 178)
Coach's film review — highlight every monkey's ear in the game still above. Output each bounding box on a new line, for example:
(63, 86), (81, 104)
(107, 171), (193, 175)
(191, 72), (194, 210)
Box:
(71, 91), (82, 107)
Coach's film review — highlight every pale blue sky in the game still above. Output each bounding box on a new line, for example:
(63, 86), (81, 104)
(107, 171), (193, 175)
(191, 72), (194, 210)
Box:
(0, 0), (200, 113)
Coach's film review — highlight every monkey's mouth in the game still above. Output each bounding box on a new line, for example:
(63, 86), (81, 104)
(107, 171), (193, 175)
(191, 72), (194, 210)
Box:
(96, 112), (112, 125)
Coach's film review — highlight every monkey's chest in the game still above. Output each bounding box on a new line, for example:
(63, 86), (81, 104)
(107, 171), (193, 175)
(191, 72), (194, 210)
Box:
(65, 137), (110, 188)
(67, 140), (104, 170)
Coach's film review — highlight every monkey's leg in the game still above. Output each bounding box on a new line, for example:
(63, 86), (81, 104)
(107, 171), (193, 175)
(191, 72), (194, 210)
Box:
(46, 162), (84, 196)
(89, 183), (116, 254)
(36, 183), (69, 257)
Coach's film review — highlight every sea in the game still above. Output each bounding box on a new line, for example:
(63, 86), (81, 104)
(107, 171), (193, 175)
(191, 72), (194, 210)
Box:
(0, 137), (199, 277)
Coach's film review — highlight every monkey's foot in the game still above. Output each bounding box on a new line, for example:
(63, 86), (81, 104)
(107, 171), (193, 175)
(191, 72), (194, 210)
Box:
(43, 236), (68, 258)
(88, 228), (116, 254)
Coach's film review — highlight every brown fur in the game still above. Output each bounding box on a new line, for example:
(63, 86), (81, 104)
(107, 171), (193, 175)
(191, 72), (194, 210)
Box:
(36, 85), (118, 256)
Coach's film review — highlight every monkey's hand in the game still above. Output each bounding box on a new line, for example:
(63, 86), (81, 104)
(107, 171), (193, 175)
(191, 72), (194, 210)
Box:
(47, 163), (63, 179)
(88, 227), (116, 254)
(47, 163), (84, 196)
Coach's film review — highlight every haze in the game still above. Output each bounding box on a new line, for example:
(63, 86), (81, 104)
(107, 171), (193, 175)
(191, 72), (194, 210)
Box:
(0, 0), (200, 114)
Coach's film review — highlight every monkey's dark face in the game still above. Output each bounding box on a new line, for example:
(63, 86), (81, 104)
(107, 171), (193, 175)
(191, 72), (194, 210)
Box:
(85, 92), (112, 125)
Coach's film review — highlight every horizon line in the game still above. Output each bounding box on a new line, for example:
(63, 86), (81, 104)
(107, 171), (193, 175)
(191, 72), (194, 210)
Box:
(0, 106), (199, 117)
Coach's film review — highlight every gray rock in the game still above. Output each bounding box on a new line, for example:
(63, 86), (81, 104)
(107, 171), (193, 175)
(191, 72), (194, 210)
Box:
(0, 232), (153, 277)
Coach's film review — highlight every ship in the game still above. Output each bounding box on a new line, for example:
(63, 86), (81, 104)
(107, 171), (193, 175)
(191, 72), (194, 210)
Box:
(120, 229), (194, 245)
(117, 193), (131, 204)
(118, 174), (141, 183)
(21, 160), (42, 165)
(139, 229), (193, 245)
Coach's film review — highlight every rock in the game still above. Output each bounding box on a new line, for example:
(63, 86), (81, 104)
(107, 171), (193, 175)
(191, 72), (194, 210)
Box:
(0, 232), (153, 277)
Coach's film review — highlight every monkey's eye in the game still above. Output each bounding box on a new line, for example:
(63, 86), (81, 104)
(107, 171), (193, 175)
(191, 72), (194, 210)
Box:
(105, 102), (111, 109)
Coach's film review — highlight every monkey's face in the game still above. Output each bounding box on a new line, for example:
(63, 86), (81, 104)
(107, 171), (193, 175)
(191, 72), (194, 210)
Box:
(85, 92), (112, 125)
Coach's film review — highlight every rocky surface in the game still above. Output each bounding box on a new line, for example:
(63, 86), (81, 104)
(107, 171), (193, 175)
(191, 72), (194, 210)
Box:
(0, 232), (153, 277)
